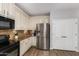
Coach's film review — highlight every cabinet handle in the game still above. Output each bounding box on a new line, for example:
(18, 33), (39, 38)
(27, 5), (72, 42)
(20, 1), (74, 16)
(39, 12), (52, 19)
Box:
(3, 10), (5, 14)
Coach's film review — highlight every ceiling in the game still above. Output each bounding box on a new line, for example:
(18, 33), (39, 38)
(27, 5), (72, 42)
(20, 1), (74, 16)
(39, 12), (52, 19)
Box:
(16, 3), (79, 16)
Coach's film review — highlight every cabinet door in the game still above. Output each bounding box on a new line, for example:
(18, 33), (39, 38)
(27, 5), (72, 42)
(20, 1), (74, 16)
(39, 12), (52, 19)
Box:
(19, 11), (29, 30)
(15, 5), (29, 30)
(24, 14), (29, 30)
(8, 3), (15, 19)
(0, 3), (15, 19)
(20, 13), (25, 30)
(29, 37), (32, 47)
(23, 14), (29, 30)
(0, 3), (3, 15)
(25, 38), (32, 49)
(15, 6), (21, 30)
(2, 3), (9, 17)
(20, 39), (29, 56)
(33, 37), (37, 46)
(20, 40), (25, 56)
(32, 37), (37, 46)
(20, 38), (32, 56)
(0, 3), (6, 16)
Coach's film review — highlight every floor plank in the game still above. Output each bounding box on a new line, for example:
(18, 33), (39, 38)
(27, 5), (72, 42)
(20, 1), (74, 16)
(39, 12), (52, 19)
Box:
(24, 47), (79, 56)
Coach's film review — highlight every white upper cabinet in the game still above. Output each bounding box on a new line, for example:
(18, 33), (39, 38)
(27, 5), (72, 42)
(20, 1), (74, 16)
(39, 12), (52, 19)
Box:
(8, 3), (15, 19)
(23, 14), (30, 30)
(0, 3), (3, 15)
(14, 5), (29, 30)
(14, 6), (21, 30)
(0, 3), (15, 19)
(3, 3), (9, 17)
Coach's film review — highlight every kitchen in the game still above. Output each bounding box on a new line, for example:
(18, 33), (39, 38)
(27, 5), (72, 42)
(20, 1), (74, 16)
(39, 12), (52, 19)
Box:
(0, 3), (50, 56)
(15, 4), (50, 56)
(0, 3), (79, 56)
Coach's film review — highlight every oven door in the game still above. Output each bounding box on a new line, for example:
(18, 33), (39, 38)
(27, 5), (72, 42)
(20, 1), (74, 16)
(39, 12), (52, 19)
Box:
(0, 42), (19, 56)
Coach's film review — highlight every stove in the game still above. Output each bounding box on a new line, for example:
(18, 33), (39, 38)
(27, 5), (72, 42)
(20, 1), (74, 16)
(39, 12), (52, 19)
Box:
(0, 35), (19, 56)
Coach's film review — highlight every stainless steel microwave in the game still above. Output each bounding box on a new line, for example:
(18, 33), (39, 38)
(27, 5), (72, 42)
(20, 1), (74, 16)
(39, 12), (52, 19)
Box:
(0, 16), (15, 29)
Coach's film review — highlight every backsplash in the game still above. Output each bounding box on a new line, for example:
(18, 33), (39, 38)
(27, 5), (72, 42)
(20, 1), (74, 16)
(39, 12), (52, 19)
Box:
(0, 30), (15, 40)
(0, 30), (32, 41)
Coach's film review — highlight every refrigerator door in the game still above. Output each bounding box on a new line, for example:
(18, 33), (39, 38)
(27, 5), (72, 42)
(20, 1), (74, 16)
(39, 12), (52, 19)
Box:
(46, 23), (50, 38)
(36, 23), (50, 50)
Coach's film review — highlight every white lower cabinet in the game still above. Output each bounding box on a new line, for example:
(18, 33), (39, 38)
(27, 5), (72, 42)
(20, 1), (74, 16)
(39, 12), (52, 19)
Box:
(20, 40), (25, 56)
(20, 38), (32, 56)
(20, 37), (37, 56)
(32, 37), (37, 46)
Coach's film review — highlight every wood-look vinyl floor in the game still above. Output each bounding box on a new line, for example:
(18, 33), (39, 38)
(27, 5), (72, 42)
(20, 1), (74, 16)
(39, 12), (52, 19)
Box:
(24, 47), (79, 56)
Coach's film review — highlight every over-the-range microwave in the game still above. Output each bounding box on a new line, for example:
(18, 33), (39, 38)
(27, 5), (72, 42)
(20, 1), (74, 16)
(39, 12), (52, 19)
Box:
(0, 16), (15, 29)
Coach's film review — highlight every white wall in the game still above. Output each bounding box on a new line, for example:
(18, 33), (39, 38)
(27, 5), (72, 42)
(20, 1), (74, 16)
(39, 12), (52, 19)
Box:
(53, 10), (78, 19)
(28, 16), (50, 30)
(50, 11), (53, 49)
(77, 19), (79, 51)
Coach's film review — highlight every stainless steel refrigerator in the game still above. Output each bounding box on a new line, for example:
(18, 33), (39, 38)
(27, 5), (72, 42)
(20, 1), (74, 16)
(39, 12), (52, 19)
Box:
(36, 23), (50, 50)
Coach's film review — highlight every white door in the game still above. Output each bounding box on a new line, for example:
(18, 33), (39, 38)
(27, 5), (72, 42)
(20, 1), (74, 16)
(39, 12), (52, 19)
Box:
(53, 19), (78, 51)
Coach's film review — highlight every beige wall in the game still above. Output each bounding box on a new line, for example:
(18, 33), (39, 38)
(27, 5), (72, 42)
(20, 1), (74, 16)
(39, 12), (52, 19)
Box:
(28, 16), (50, 30)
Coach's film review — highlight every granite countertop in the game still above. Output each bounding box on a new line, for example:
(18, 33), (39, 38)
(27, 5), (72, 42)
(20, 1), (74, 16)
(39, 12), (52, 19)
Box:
(14, 30), (32, 41)
(9, 34), (32, 42)
(9, 34), (32, 43)
(18, 35), (31, 41)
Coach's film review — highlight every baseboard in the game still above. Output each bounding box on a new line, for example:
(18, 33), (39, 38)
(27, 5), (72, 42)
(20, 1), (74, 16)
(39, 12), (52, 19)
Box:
(50, 48), (78, 52)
